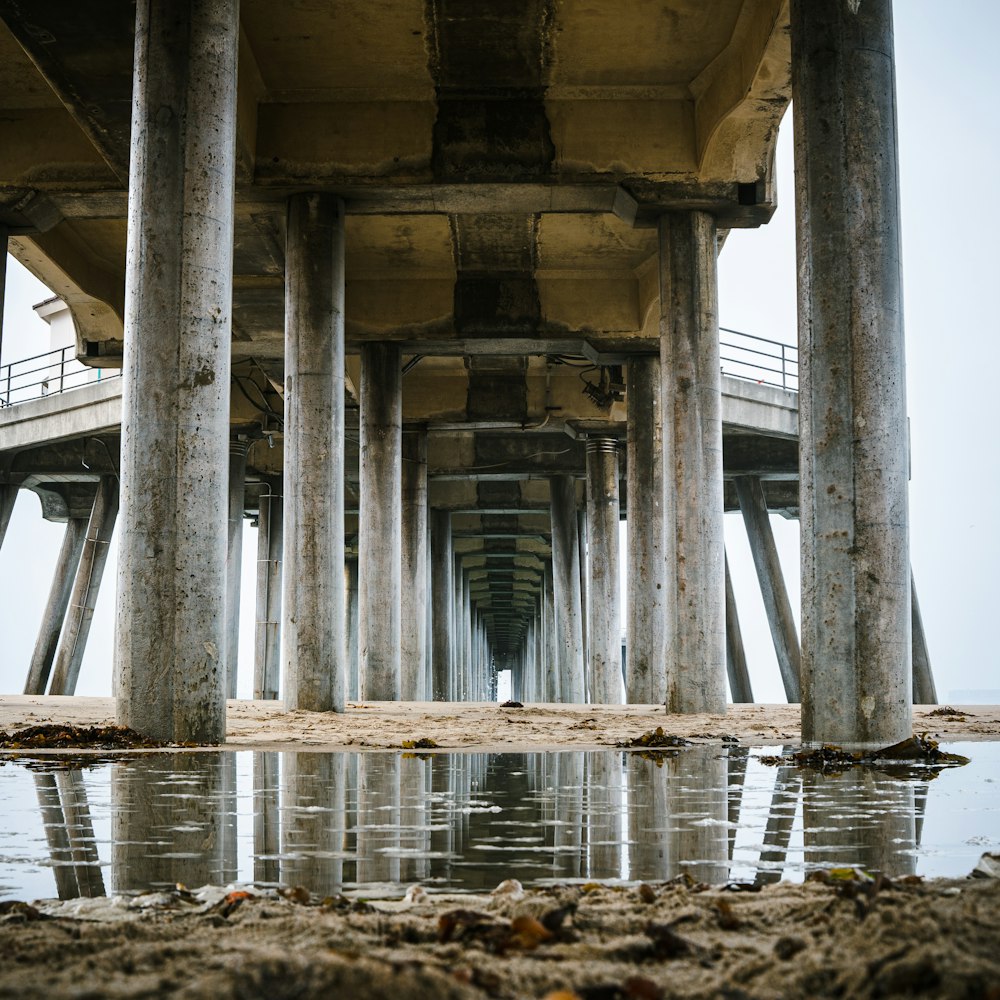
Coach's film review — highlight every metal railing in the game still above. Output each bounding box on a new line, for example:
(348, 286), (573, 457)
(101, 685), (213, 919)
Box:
(0, 328), (797, 410)
(0, 345), (121, 408)
(719, 327), (798, 391)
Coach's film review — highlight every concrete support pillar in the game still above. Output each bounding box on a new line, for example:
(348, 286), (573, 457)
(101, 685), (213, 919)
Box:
(0, 224), (7, 369)
(282, 193), (346, 713)
(461, 569), (472, 701)
(626, 356), (666, 704)
(115, 0), (239, 743)
(359, 342), (402, 701)
(542, 563), (558, 701)
(549, 475), (585, 702)
(724, 553), (753, 704)
(792, 0), (910, 743)
(658, 211), (726, 714)
(253, 483), (282, 700)
(0, 484), (16, 552)
(401, 430), (428, 700)
(911, 573), (937, 704)
(50, 477), (120, 695)
(586, 437), (622, 704)
(225, 439), (249, 699)
(25, 517), (88, 695)
(452, 555), (464, 701)
(578, 509), (589, 698)
(735, 476), (801, 702)
(345, 557), (360, 701)
(430, 509), (453, 700)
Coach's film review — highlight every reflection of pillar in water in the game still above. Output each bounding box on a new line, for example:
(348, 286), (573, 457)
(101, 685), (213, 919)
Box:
(56, 770), (105, 897)
(220, 753), (238, 884)
(280, 753), (346, 898)
(755, 765), (801, 886)
(428, 754), (453, 883)
(626, 754), (671, 882)
(113, 754), (227, 893)
(253, 751), (280, 885)
(802, 770), (916, 877)
(356, 754), (400, 887)
(399, 753), (431, 882)
(666, 746), (729, 885)
(555, 753), (585, 879)
(726, 749), (749, 861)
(586, 752), (622, 879)
(34, 772), (79, 900)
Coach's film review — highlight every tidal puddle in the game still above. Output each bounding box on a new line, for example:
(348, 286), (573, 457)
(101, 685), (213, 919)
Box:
(0, 744), (997, 902)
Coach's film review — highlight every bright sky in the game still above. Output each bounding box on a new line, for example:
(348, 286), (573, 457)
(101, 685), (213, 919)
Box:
(1, 1), (998, 702)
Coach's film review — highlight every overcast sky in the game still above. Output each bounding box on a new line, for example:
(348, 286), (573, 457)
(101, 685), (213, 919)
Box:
(1, 1), (998, 703)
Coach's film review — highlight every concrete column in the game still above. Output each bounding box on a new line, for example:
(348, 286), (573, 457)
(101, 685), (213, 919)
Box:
(724, 553), (754, 704)
(225, 440), (249, 699)
(586, 437), (622, 704)
(115, 0), (238, 743)
(0, 484), (17, 552)
(50, 477), (120, 695)
(401, 430), (428, 700)
(911, 573), (937, 704)
(549, 475), (585, 702)
(658, 211), (726, 714)
(0, 224), (7, 370)
(25, 517), (88, 695)
(461, 568), (472, 701)
(792, 0), (910, 744)
(626, 356), (666, 704)
(282, 193), (346, 713)
(735, 476), (801, 702)
(542, 563), (559, 701)
(253, 482), (282, 700)
(345, 557), (359, 701)
(359, 342), (402, 701)
(578, 509), (589, 698)
(430, 509), (453, 700)
(424, 526), (434, 699)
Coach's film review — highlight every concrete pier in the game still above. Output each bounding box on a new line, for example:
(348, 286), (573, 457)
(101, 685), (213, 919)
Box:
(658, 212), (726, 714)
(225, 440), (248, 699)
(359, 342), (402, 701)
(114, 0), (239, 743)
(345, 558), (360, 701)
(911, 574), (937, 704)
(430, 509), (453, 700)
(626, 356), (666, 704)
(50, 477), (120, 695)
(792, 0), (911, 743)
(724, 554), (754, 704)
(0, 485), (16, 552)
(542, 564), (559, 701)
(401, 430), (428, 700)
(253, 482), (282, 701)
(549, 475), (585, 702)
(585, 437), (622, 704)
(735, 475), (801, 702)
(24, 517), (88, 695)
(282, 193), (346, 713)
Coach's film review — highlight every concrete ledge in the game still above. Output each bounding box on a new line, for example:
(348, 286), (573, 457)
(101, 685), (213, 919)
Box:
(721, 375), (798, 439)
(0, 378), (123, 451)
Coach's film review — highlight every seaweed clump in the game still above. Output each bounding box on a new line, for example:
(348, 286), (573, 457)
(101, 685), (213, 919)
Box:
(0, 724), (165, 751)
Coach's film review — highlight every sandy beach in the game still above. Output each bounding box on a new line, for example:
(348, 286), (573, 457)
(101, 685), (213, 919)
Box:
(2, 696), (998, 751)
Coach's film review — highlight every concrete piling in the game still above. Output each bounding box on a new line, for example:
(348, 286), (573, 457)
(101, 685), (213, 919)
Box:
(658, 212), (726, 714)
(282, 193), (347, 713)
(115, 0), (239, 743)
(792, 0), (911, 743)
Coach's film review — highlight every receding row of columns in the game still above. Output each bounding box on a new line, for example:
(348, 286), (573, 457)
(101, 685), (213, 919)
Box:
(97, 0), (922, 743)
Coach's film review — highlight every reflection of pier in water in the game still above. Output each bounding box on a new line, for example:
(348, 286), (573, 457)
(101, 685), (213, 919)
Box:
(24, 748), (937, 900)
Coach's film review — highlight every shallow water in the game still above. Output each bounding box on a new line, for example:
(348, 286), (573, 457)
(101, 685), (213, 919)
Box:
(0, 743), (997, 902)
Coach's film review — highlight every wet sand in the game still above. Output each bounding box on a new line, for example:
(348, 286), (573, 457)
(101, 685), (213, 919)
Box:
(2, 877), (999, 999)
(2, 697), (999, 997)
(2, 696), (998, 750)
